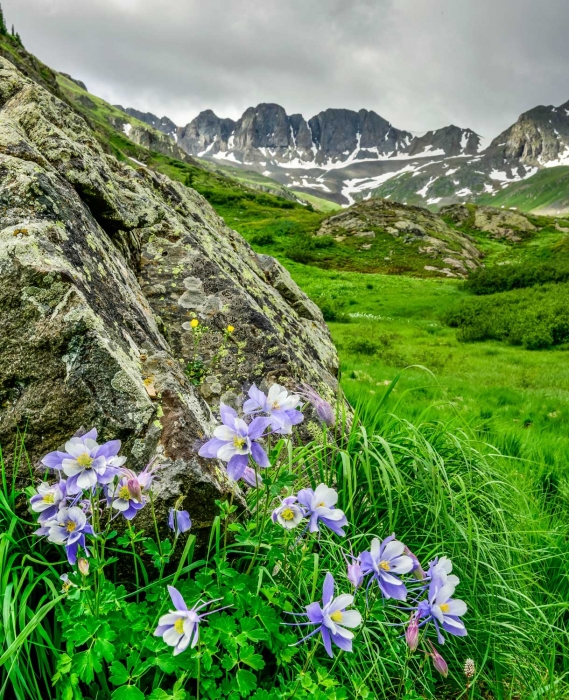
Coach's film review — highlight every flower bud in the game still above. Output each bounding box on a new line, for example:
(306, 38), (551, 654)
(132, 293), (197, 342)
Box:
(429, 642), (448, 677)
(315, 398), (335, 427)
(78, 558), (89, 576)
(405, 616), (419, 652)
(127, 478), (143, 503)
(168, 507), (192, 535)
(404, 545), (425, 580)
(464, 658), (475, 680)
(347, 559), (364, 589)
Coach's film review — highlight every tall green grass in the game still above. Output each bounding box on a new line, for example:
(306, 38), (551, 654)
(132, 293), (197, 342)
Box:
(0, 438), (63, 700)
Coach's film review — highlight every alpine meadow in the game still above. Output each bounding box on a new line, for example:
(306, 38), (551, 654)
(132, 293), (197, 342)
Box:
(1, 3), (569, 700)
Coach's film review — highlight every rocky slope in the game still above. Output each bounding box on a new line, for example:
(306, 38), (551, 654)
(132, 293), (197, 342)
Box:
(0, 57), (339, 541)
(315, 199), (483, 277)
(115, 105), (178, 140)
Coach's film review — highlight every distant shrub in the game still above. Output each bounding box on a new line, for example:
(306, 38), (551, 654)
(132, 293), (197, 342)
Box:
(318, 301), (351, 323)
(445, 282), (569, 349)
(250, 232), (275, 246)
(465, 261), (569, 295)
(348, 338), (380, 355)
(284, 234), (335, 263)
(366, 283), (374, 290)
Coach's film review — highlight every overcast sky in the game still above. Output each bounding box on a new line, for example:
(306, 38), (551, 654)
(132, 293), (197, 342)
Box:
(5, 0), (569, 139)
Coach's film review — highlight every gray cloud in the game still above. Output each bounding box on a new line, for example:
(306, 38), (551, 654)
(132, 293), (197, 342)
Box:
(5, 0), (569, 139)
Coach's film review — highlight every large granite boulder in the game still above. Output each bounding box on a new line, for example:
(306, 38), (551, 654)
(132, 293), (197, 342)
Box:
(0, 57), (339, 540)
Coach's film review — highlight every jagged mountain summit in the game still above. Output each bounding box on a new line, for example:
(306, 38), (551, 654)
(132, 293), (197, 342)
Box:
(110, 96), (569, 211)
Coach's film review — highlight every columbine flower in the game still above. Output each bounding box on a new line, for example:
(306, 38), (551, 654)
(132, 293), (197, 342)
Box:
(416, 576), (467, 643)
(346, 555), (364, 589)
(405, 615), (419, 651)
(243, 384), (303, 435)
(359, 535), (414, 600)
(41, 429), (123, 494)
(108, 476), (145, 520)
(272, 496), (305, 530)
(60, 573), (78, 593)
(46, 506), (95, 564)
(169, 507), (192, 535)
(290, 573), (362, 658)
(198, 404), (272, 481)
(429, 641), (448, 677)
(427, 556), (459, 587)
(154, 586), (229, 656)
(30, 479), (67, 522)
(297, 383), (335, 427)
(296, 483), (348, 536)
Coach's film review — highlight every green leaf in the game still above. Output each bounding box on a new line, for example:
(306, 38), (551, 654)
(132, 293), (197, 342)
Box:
(221, 654), (237, 670)
(111, 687), (145, 700)
(148, 686), (187, 700)
(72, 648), (102, 684)
(109, 660), (129, 685)
(94, 637), (115, 663)
(240, 618), (268, 643)
(239, 644), (265, 671)
(236, 668), (257, 696)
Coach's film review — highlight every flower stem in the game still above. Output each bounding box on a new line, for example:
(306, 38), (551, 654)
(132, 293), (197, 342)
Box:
(127, 520), (140, 601)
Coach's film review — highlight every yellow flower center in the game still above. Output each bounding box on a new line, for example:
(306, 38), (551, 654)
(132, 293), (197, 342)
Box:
(76, 453), (94, 468)
(174, 617), (185, 634)
(62, 582), (71, 592)
(190, 319), (199, 328)
(271, 401), (281, 410)
(330, 610), (343, 623)
(439, 603), (450, 613)
(66, 521), (76, 533)
(316, 502), (326, 508)
(118, 486), (131, 500)
(43, 493), (55, 504)
(379, 560), (390, 571)
(233, 436), (246, 449)
(281, 508), (295, 521)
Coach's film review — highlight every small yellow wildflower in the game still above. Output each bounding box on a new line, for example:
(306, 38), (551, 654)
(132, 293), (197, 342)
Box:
(190, 319), (199, 328)
(227, 325), (235, 333)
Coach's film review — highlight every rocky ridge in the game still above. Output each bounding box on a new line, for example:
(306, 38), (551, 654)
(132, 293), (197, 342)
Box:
(115, 98), (569, 211)
(0, 57), (339, 542)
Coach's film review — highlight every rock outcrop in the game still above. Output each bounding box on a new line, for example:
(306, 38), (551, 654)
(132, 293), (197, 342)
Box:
(317, 199), (483, 277)
(0, 58), (339, 541)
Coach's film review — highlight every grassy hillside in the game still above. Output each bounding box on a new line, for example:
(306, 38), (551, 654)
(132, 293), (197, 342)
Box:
(476, 165), (569, 214)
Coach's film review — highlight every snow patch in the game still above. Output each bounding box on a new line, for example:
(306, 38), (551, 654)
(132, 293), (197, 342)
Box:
(123, 123), (132, 136)
(417, 176), (439, 198)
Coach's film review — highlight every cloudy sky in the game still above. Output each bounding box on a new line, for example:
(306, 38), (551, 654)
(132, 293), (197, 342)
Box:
(5, 0), (569, 139)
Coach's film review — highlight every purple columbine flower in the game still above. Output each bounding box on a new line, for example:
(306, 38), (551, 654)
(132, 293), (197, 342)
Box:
(41, 428), (123, 495)
(169, 508), (192, 535)
(272, 496), (305, 530)
(359, 535), (414, 600)
(108, 476), (146, 520)
(243, 383), (303, 435)
(30, 479), (67, 523)
(154, 586), (229, 656)
(426, 556), (459, 587)
(297, 383), (335, 427)
(290, 573), (362, 658)
(45, 506), (95, 564)
(416, 576), (467, 644)
(198, 404), (272, 481)
(296, 483), (348, 536)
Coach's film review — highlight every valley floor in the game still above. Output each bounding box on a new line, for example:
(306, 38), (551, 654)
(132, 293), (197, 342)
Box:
(288, 263), (569, 468)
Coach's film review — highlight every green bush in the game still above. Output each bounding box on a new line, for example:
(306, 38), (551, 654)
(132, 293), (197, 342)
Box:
(445, 282), (569, 348)
(465, 260), (569, 295)
(250, 232), (275, 246)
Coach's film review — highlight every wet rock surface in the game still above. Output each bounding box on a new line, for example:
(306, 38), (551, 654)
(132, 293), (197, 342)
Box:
(0, 58), (339, 542)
